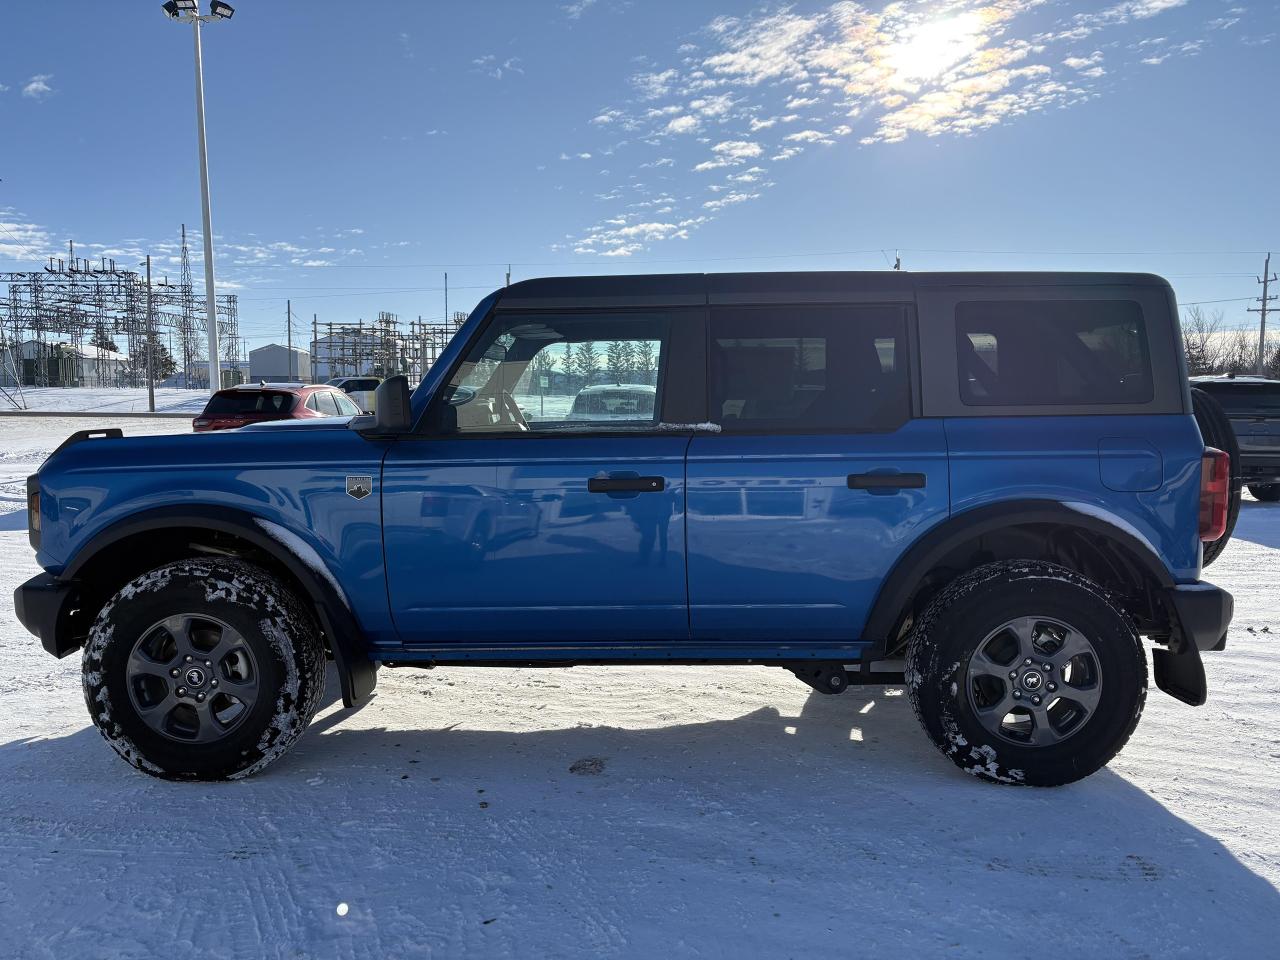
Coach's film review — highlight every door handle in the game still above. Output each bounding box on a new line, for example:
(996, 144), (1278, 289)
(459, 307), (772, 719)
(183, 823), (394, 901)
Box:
(588, 476), (666, 493)
(847, 472), (926, 490)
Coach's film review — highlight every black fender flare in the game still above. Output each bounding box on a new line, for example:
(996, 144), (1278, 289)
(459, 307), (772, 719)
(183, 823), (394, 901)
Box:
(862, 499), (1176, 650)
(63, 505), (376, 707)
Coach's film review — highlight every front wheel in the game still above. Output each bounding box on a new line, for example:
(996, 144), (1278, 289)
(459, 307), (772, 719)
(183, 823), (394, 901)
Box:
(907, 561), (1147, 787)
(83, 559), (327, 780)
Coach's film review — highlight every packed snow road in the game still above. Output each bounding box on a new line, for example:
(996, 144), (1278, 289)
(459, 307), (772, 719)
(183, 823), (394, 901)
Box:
(0, 415), (1276, 959)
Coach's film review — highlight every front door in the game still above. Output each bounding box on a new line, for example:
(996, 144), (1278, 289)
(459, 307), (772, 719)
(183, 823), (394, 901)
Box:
(382, 307), (699, 649)
(686, 303), (950, 643)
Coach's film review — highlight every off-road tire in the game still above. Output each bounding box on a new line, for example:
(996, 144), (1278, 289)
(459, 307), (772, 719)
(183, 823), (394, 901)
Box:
(1191, 386), (1241, 566)
(1247, 483), (1280, 502)
(83, 559), (326, 780)
(906, 561), (1147, 787)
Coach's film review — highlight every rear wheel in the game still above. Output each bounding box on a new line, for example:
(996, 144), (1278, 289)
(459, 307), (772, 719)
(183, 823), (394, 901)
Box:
(1191, 386), (1241, 566)
(83, 559), (327, 780)
(1248, 483), (1280, 502)
(907, 561), (1146, 787)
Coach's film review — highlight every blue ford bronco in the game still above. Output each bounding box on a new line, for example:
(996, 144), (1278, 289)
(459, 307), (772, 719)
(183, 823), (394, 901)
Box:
(14, 272), (1236, 786)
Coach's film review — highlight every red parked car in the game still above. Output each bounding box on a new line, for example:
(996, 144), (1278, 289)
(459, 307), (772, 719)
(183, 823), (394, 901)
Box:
(192, 383), (363, 432)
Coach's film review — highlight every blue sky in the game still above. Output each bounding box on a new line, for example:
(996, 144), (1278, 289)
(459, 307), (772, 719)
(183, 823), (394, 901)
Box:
(1, 0), (1276, 351)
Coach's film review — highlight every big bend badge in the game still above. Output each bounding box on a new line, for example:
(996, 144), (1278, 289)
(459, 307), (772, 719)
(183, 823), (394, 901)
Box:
(346, 475), (373, 501)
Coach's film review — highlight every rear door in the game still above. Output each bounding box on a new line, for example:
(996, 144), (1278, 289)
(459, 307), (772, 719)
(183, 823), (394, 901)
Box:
(685, 302), (949, 644)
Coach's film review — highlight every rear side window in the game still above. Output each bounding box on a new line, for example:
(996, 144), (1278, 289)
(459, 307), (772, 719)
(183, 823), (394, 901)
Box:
(203, 391), (295, 415)
(957, 300), (1151, 406)
(709, 305), (909, 433)
(314, 391), (342, 416)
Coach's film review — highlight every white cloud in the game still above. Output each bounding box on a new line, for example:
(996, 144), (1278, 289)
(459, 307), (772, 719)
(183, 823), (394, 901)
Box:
(21, 74), (53, 100)
(562, 0), (597, 19)
(632, 68), (679, 99)
(472, 55), (523, 80)
(703, 191), (759, 210)
(784, 129), (834, 145)
(562, 0), (1215, 257)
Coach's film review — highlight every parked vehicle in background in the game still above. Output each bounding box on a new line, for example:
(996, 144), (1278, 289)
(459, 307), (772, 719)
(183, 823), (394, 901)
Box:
(192, 383), (362, 432)
(569, 383), (657, 421)
(16, 271), (1235, 788)
(1191, 375), (1280, 501)
(326, 376), (382, 413)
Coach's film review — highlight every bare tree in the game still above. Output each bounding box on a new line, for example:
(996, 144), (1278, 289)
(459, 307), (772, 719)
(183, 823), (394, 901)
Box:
(1182, 306), (1224, 375)
(1221, 327), (1257, 375)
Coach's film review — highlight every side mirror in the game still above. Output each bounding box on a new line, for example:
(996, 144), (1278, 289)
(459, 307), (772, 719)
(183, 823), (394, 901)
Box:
(373, 375), (412, 433)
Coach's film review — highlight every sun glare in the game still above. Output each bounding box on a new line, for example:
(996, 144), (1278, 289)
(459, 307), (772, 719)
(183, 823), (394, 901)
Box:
(883, 13), (985, 85)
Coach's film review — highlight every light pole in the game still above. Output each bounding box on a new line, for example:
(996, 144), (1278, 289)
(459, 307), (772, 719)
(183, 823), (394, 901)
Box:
(162, 0), (235, 393)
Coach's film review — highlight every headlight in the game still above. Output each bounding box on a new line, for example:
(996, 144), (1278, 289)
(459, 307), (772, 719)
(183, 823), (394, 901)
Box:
(26, 475), (40, 549)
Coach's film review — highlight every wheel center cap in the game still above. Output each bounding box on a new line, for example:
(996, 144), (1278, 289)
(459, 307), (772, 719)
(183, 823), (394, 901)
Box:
(184, 667), (207, 688)
(1020, 671), (1044, 691)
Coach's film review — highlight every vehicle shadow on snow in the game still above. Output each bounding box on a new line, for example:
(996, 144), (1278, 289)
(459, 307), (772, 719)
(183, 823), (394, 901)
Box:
(1231, 495), (1280, 549)
(2, 672), (1278, 956)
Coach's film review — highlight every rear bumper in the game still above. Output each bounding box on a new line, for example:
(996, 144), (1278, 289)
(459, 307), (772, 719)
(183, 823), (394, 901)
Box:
(13, 573), (80, 658)
(1168, 581), (1234, 652)
(1236, 453), (1280, 484)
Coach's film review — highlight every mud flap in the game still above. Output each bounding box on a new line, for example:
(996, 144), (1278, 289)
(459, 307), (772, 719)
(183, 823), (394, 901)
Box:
(1152, 645), (1207, 706)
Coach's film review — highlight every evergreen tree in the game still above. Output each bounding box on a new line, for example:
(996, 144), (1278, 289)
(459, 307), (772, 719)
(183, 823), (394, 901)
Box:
(574, 341), (600, 387)
(633, 339), (657, 385)
(89, 323), (119, 354)
(606, 340), (635, 383)
(561, 342), (575, 393)
(529, 349), (556, 394)
(128, 333), (178, 382)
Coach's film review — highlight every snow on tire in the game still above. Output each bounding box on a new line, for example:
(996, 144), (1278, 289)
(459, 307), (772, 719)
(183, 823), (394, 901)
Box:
(906, 561), (1147, 787)
(82, 558), (327, 781)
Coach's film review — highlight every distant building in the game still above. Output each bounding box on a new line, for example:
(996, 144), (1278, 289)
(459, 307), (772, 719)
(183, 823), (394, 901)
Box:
(0, 340), (130, 388)
(249, 343), (312, 384)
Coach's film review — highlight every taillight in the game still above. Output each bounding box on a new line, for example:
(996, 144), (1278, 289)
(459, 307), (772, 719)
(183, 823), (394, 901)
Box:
(1199, 447), (1230, 542)
(193, 418), (210, 430)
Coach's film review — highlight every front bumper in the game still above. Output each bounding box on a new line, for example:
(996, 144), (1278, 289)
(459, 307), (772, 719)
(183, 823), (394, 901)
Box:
(1168, 581), (1234, 652)
(13, 573), (81, 658)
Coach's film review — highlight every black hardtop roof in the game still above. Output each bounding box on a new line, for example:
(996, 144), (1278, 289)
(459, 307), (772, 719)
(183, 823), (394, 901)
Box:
(496, 270), (1171, 310)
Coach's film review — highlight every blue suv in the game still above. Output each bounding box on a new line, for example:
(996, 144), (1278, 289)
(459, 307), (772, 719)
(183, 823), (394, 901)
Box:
(13, 272), (1234, 786)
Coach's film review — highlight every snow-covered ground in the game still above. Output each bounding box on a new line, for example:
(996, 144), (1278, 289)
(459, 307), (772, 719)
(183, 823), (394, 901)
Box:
(0, 415), (1277, 959)
(2, 386), (210, 415)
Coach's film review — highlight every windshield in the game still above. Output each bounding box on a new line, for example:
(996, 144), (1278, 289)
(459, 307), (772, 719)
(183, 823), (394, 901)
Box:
(203, 391), (296, 415)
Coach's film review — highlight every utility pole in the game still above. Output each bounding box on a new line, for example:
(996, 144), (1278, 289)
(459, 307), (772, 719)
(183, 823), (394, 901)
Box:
(506, 264), (511, 287)
(1250, 252), (1277, 377)
(444, 272), (448, 323)
(312, 313), (318, 382)
(145, 255), (156, 412)
(286, 299), (293, 380)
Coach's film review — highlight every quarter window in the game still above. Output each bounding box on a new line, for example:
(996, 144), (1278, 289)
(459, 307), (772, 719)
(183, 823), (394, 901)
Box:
(709, 305), (909, 433)
(957, 300), (1152, 406)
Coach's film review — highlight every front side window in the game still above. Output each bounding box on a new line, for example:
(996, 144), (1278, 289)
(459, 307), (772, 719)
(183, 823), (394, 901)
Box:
(957, 300), (1152, 406)
(709, 305), (909, 433)
(431, 312), (669, 434)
